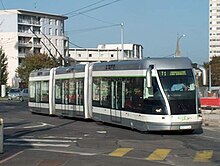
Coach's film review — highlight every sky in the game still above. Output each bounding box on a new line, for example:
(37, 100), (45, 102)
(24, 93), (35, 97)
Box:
(0, 0), (209, 64)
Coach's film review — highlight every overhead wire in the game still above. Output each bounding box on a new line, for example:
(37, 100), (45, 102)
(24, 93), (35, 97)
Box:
(69, 41), (83, 48)
(67, 0), (121, 18)
(68, 24), (120, 33)
(65, 1), (122, 36)
(80, 13), (117, 25)
(0, 0), (5, 10)
(64, 0), (106, 16)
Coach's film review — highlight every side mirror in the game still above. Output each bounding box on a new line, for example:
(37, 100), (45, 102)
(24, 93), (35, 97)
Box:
(146, 68), (152, 88)
(193, 63), (207, 86)
(199, 65), (207, 86)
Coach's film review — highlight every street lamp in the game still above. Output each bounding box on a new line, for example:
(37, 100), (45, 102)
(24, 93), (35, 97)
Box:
(175, 34), (185, 57)
(120, 23), (124, 60)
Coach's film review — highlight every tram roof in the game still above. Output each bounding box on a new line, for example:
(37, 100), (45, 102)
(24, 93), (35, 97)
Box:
(92, 57), (193, 71)
(29, 68), (51, 77)
(55, 63), (86, 74)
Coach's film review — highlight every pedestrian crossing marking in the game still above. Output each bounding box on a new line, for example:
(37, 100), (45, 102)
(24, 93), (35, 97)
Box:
(193, 150), (213, 162)
(109, 148), (133, 157)
(146, 148), (171, 161)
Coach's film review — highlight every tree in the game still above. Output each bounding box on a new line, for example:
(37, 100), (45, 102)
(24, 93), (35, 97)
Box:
(16, 53), (59, 85)
(0, 47), (8, 86)
(209, 56), (220, 86)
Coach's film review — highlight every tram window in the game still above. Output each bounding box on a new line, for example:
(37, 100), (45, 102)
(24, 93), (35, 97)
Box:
(124, 78), (133, 110)
(41, 81), (49, 103)
(93, 78), (101, 107)
(62, 80), (69, 104)
(130, 78), (144, 112)
(29, 81), (36, 102)
(92, 77), (111, 108)
(100, 79), (111, 108)
(36, 82), (41, 103)
(76, 79), (84, 105)
(69, 79), (76, 104)
(55, 80), (62, 104)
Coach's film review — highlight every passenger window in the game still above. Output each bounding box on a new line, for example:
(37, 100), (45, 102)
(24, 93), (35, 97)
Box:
(69, 79), (76, 104)
(29, 81), (36, 102)
(55, 80), (62, 104)
(62, 80), (69, 104)
(76, 79), (84, 105)
(100, 79), (111, 108)
(92, 78), (101, 106)
(41, 81), (49, 103)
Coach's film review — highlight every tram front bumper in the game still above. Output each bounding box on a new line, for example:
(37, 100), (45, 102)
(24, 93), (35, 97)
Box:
(146, 121), (202, 131)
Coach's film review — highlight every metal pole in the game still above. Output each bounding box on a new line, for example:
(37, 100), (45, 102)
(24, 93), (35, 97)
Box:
(209, 64), (212, 92)
(175, 34), (185, 57)
(0, 118), (3, 153)
(120, 23), (124, 60)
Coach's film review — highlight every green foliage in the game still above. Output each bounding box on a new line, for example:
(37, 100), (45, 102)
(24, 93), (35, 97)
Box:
(0, 47), (8, 85)
(201, 56), (220, 86)
(16, 53), (59, 85)
(210, 56), (220, 86)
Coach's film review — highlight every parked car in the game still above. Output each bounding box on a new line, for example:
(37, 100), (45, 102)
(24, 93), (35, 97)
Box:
(20, 88), (29, 101)
(8, 88), (22, 100)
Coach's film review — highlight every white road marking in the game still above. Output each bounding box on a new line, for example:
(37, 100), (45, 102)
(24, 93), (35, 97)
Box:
(6, 138), (73, 143)
(0, 151), (24, 164)
(4, 122), (54, 130)
(24, 122), (54, 128)
(4, 127), (15, 129)
(42, 136), (82, 140)
(31, 148), (97, 156)
(4, 142), (70, 147)
(96, 131), (107, 134)
(5, 136), (81, 148)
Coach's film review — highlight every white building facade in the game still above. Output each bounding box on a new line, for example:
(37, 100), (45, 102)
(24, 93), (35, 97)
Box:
(69, 44), (143, 63)
(0, 9), (68, 87)
(209, 0), (220, 60)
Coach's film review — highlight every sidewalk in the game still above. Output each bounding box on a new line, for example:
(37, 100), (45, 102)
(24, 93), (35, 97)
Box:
(202, 109), (220, 127)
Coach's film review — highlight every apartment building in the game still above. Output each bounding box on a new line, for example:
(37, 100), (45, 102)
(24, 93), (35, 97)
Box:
(69, 44), (143, 63)
(0, 9), (68, 87)
(209, 0), (220, 60)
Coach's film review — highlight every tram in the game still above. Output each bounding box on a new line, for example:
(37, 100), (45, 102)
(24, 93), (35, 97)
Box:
(29, 57), (206, 131)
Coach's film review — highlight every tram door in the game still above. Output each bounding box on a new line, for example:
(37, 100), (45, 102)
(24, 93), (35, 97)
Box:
(110, 80), (124, 123)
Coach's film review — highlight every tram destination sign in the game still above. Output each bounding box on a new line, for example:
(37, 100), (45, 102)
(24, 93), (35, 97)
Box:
(159, 70), (187, 77)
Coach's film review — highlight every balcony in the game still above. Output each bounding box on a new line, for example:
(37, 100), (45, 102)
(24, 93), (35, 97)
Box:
(18, 41), (32, 48)
(33, 42), (42, 48)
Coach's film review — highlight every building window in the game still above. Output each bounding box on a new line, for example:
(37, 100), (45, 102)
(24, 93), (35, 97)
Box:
(49, 28), (52, 35)
(49, 19), (53, 25)
(78, 54), (81, 57)
(60, 29), (63, 35)
(56, 20), (59, 26)
(55, 29), (58, 35)
(111, 54), (114, 57)
(89, 54), (92, 57)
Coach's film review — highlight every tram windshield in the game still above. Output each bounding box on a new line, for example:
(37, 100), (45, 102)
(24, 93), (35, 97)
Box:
(158, 69), (197, 115)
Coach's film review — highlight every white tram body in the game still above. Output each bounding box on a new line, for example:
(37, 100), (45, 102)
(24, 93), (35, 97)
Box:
(29, 58), (204, 131)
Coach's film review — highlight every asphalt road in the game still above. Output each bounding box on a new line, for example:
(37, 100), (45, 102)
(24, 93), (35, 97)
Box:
(0, 100), (220, 166)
